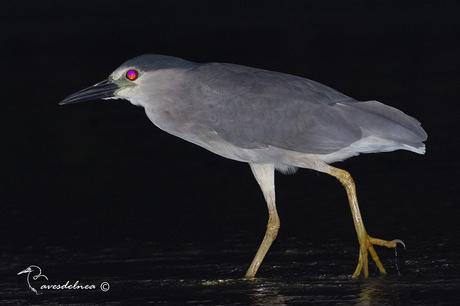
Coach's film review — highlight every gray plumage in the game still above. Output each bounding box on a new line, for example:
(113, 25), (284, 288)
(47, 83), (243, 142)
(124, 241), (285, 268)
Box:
(62, 54), (427, 166)
(188, 62), (426, 153)
(111, 55), (426, 165)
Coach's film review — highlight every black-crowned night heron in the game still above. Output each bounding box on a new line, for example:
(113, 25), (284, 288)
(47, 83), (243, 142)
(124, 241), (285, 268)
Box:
(60, 54), (427, 279)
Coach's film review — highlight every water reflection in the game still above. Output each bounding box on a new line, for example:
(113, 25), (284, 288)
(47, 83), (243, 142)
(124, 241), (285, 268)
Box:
(355, 280), (387, 306)
(248, 280), (288, 306)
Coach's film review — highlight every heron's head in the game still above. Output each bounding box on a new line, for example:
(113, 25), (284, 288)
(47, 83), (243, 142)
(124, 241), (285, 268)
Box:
(59, 54), (196, 106)
(17, 265), (39, 275)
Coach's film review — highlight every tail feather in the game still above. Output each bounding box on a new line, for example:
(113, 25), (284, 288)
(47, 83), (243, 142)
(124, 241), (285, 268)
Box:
(340, 100), (427, 154)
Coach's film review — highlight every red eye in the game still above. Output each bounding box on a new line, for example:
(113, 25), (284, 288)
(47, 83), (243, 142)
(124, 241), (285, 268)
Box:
(126, 69), (138, 81)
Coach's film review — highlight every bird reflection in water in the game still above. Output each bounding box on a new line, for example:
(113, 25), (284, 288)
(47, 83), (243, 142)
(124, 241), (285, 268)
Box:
(356, 280), (389, 306)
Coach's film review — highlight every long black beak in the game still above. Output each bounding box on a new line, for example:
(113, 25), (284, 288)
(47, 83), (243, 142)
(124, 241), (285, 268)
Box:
(59, 79), (119, 105)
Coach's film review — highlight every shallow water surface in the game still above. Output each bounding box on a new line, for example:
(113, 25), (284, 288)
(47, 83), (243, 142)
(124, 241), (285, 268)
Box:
(2, 234), (460, 305)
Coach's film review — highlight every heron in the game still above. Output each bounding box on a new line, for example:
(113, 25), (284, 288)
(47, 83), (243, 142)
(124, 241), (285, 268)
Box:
(60, 54), (427, 279)
(17, 265), (48, 295)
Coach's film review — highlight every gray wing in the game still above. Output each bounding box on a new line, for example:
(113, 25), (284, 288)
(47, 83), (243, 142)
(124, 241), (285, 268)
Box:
(184, 62), (426, 154)
(186, 63), (362, 154)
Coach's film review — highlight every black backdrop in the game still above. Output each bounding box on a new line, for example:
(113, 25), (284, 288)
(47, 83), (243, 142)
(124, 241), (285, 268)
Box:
(2, 0), (459, 288)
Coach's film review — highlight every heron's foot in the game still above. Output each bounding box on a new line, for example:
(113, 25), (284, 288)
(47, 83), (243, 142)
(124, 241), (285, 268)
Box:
(352, 234), (405, 279)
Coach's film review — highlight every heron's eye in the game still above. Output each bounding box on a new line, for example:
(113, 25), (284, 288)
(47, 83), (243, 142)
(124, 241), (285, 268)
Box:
(125, 69), (139, 81)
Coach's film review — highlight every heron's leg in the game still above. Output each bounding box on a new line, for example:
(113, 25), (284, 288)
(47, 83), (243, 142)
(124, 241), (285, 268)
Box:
(326, 166), (404, 278)
(245, 163), (279, 279)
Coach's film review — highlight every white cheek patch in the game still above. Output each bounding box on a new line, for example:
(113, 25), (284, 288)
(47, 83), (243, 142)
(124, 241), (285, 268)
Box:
(113, 86), (144, 106)
(102, 96), (124, 101)
(115, 86), (135, 98)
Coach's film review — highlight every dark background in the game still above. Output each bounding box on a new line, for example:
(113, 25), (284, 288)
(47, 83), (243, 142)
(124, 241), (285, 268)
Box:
(2, 1), (460, 304)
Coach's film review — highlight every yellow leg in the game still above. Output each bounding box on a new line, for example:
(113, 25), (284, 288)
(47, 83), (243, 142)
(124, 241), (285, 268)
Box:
(245, 211), (280, 278)
(245, 163), (280, 279)
(328, 166), (404, 278)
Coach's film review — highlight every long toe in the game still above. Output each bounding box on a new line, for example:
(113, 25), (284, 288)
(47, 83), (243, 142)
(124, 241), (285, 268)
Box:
(353, 234), (403, 278)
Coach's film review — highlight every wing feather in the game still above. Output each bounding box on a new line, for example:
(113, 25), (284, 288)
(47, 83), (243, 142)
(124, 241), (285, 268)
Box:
(187, 63), (362, 154)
